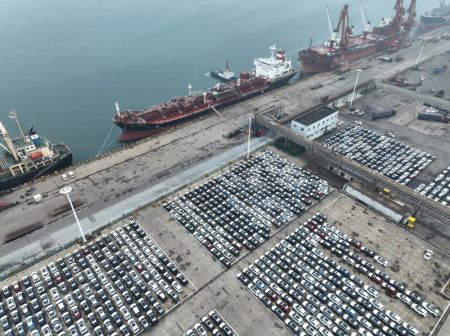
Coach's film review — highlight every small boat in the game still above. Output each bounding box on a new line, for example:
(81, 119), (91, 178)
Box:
(210, 60), (236, 82)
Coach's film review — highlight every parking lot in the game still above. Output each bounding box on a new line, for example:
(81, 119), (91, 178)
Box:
(163, 150), (331, 268)
(133, 186), (449, 336)
(1, 146), (449, 336)
(182, 310), (239, 336)
(322, 125), (434, 187)
(0, 218), (194, 336)
(415, 165), (450, 206)
(238, 210), (440, 335)
(332, 85), (450, 190)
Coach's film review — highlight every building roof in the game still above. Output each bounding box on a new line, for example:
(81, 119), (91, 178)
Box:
(293, 106), (337, 126)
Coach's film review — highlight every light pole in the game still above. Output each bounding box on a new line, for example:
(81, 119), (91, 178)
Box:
(349, 69), (363, 108)
(60, 186), (86, 243)
(416, 40), (426, 66)
(247, 114), (253, 160)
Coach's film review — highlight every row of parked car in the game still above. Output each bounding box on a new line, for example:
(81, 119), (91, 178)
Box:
(308, 214), (442, 320)
(0, 219), (189, 336)
(184, 310), (236, 336)
(163, 150), (330, 267)
(322, 126), (433, 186)
(415, 165), (450, 206)
(236, 213), (434, 336)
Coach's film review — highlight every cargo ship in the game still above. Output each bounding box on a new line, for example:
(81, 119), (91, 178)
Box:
(419, 1), (450, 32)
(0, 112), (72, 191)
(114, 45), (296, 142)
(299, 1), (416, 75)
(210, 60), (237, 82)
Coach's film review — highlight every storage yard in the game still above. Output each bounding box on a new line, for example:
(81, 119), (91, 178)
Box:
(397, 49), (450, 101)
(1, 148), (448, 336)
(336, 88), (450, 192)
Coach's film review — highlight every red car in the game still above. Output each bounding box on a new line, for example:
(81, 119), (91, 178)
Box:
(349, 239), (362, 249)
(369, 273), (382, 285)
(278, 301), (291, 314)
(72, 308), (82, 320)
(134, 262), (144, 273)
(265, 289), (278, 302)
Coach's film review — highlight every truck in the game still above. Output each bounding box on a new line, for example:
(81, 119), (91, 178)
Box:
(378, 57), (393, 63)
(432, 65), (447, 75)
(49, 199), (83, 217)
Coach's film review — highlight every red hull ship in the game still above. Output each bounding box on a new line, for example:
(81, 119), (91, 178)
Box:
(114, 46), (296, 142)
(299, 1), (417, 75)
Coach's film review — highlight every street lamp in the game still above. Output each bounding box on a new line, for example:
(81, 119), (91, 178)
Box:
(60, 186), (86, 243)
(416, 40), (426, 66)
(349, 69), (363, 108)
(247, 114), (253, 160)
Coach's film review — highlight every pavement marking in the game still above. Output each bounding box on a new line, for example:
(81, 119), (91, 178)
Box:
(218, 311), (241, 336)
(441, 279), (450, 300)
(133, 216), (199, 292)
(430, 301), (450, 336)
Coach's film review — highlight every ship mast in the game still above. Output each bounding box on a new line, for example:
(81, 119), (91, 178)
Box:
(9, 111), (25, 139)
(115, 102), (120, 117)
(0, 122), (19, 161)
(360, 0), (371, 32)
(326, 5), (336, 41)
(335, 4), (351, 49)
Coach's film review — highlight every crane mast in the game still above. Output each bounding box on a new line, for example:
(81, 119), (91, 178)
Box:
(335, 4), (352, 49)
(404, 0), (417, 31)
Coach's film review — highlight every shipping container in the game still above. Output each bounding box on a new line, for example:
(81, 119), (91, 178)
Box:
(371, 109), (395, 120)
(418, 112), (449, 123)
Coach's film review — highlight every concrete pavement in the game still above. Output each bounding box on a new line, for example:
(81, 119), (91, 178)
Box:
(0, 137), (268, 279)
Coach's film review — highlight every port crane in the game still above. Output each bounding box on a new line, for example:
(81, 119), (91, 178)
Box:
(403, 0), (417, 31)
(334, 4), (352, 50)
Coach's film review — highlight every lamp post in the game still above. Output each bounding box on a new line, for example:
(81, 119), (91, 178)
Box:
(247, 114), (253, 160)
(60, 186), (86, 243)
(349, 69), (363, 108)
(416, 40), (426, 66)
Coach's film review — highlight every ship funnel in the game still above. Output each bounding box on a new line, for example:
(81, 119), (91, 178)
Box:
(115, 102), (120, 117)
(188, 84), (193, 96)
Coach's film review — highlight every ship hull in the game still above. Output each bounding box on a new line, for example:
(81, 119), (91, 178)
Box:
(0, 147), (73, 191)
(418, 15), (448, 32)
(299, 44), (379, 75)
(115, 72), (296, 142)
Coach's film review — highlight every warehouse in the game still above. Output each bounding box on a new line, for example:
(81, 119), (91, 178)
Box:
(290, 106), (338, 140)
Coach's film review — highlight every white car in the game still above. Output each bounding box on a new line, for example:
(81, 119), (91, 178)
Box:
(402, 322), (419, 336)
(422, 301), (441, 317)
(385, 310), (401, 324)
(396, 293), (412, 306)
(423, 249), (433, 260)
(127, 318), (141, 335)
(374, 255), (390, 267)
(411, 303), (428, 317)
(354, 121), (362, 125)
(68, 171), (76, 178)
(61, 173), (69, 181)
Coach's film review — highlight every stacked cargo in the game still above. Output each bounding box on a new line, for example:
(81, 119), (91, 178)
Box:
(418, 107), (450, 123)
(370, 109), (396, 120)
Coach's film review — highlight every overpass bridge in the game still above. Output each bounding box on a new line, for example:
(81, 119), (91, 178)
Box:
(254, 114), (450, 222)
